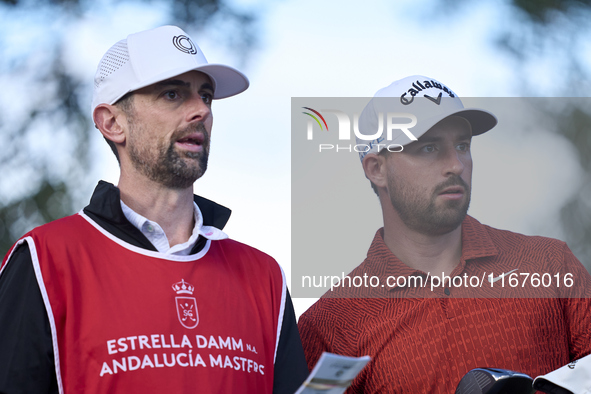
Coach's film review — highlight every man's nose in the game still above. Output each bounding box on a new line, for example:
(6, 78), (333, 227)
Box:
(186, 95), (212, 123)
(442, 148), (467, 176)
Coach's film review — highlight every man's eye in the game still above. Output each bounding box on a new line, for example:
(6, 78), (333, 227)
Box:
(201, 93), (213, 105)
(421, 145), (435, 153)
(164, 91), (179, 100)
(457, 143), (470, 151)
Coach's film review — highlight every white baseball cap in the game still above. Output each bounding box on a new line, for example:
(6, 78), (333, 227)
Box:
(357, 75), (497, 162)
(91, 25), (249, 114)
(533, 353), (591, 393)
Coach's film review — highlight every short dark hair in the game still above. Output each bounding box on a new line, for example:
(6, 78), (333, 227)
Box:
(104, 92), (134, 164)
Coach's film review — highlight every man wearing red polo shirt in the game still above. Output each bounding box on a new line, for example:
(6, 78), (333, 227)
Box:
(297, 76), (591, 393)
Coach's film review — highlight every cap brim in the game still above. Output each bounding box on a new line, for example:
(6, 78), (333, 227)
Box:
(453, 108), (498, 136)
(359, 106), (498, 167)
(108, 63), (249, 106)
(194, 64), (249, 99)
(405, 108), (498, 145)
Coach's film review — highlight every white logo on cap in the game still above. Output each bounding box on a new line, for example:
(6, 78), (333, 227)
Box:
(172, 35), (197, 55)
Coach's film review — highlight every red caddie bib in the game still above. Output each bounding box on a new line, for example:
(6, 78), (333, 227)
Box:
(7, 212), (285, 393)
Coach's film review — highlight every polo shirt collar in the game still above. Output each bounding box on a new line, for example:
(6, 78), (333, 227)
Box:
(364, 216), (498, 290)
(460, 215), (498, 260)
(86, 180), (232, 230)
(120, 199), (227, 254)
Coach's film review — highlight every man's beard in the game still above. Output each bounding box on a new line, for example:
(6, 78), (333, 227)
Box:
(128, 122), (210, 189)
(388, 175), (470, 235)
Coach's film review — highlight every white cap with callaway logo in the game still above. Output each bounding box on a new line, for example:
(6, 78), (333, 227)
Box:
(357, 75), (497, 162)
(533, 353), (591, 393)
(91, 25), (249, 115)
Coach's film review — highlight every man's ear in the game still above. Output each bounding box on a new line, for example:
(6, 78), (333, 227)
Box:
(362, 152), (388, 189)
(93, 104), (127, 145)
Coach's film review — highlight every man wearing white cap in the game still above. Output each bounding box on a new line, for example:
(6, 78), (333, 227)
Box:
(0, 26), (308, 393)
(298, 76), (591, 393)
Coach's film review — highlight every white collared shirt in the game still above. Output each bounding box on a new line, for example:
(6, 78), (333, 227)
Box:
(120, 200), (227, 255)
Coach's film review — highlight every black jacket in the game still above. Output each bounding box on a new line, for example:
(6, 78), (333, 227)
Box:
(0, 181), (308, 393)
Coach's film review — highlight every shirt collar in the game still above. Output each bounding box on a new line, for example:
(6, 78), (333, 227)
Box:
(120, 200), (227, 255)
(364, 216), (498, 290)
(85, 181), (232, 230)
(459, 215), (498, 260)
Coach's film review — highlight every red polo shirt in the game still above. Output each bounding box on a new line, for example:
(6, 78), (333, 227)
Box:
(298, 216), (591, 393)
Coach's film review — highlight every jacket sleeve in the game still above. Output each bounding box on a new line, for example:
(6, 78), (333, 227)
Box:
(273, 289), (309, 394)
(0, 242), (58, 394)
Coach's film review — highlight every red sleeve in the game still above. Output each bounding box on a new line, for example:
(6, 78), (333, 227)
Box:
(297, 302), (332, 372)
(560, 243), (591, 361)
